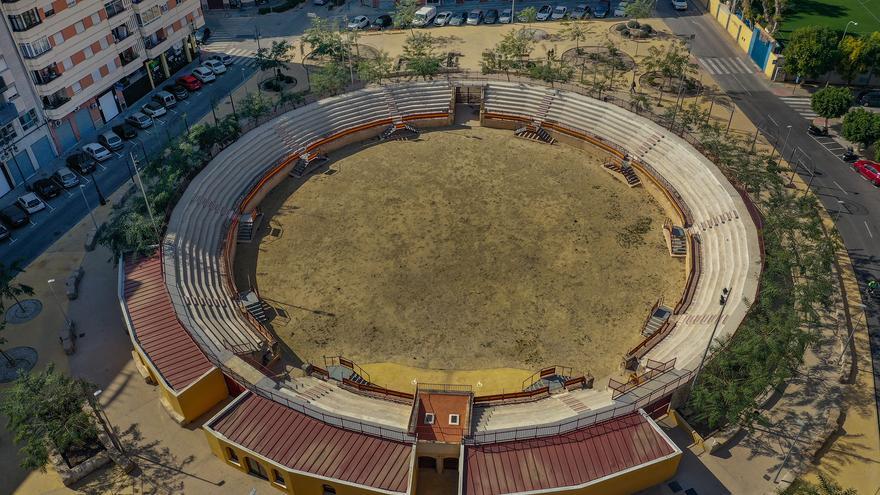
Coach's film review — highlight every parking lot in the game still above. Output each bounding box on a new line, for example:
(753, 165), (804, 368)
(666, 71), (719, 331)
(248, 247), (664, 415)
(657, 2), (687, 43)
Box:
(0, 55), (257, 264)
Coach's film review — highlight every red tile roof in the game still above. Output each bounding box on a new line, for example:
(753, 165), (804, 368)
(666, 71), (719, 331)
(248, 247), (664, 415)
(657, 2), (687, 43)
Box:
(124, 256), (213, 391)
(210, 392), (414, 493)
(463, 411), (678, 495)
(412, 392), (471, 443)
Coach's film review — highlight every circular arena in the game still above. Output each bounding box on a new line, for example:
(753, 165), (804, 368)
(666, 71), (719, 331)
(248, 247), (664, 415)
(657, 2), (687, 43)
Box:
(120, 80), (762, 495)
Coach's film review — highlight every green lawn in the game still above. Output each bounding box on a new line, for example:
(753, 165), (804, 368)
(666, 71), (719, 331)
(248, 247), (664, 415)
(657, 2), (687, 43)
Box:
(775, 0), (880, 41)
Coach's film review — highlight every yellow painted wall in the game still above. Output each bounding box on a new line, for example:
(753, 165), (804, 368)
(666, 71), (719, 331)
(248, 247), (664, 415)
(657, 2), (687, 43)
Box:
(204, 431), (405, 495)
(765, 52), (780, 79)
(559, 454), (682, 495)
(174, 368), (229, 422)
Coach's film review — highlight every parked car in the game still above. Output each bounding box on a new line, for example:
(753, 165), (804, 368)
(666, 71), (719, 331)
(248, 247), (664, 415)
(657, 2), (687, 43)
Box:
(807, 124), (828, 136)
(313, 0), (327, 4)
(413, 6), (437, 26)
(572, 4), (591, 18)
(192, 67), (216, 83)
(449, 11), (467, 26)
(536, 4), (553, 20)
(593, 1), (610, 17)
(202, 59), (226, 75)
(614, 1), (630, 16)
(0, 224), (9, 241)
(125, 112), (153, 129)
(112, 123), (137, 140)
(98, 130), (124, 151)
(194, 26), (210, 44)
(434, 11), (453, 26)
(370, 14), (393, 30)
(52, 167), (80, 188)
(853, 159), (880, 186)
(177, 74), (203, 91)
(499, 8), (513, 23)
(348, 15), (370, 30)
(141, 101), (167, 118)
(0, 205), (28, 228)
(860, 91), (880, 107)
(66, 152), (96, 175)
(551, 5), (568, 19)
(30, 178), (60, 200)
(165, 84), (188, 100)
(209, 53), (233, 66)
(485, 8), (499, 24)
(82, 143), (112, 162)
(467, 9), (483, 25)
(672, 0), (688, 10)
(17, 192), (46, 214)
(152, 90), (177, 108)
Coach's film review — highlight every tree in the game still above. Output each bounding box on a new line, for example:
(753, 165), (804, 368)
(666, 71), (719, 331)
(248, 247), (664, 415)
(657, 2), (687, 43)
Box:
(836, 36), (869, 84)
(810, 87), (852, 128)
(98, 204), (160, 257)
(864, 32), (880, 84)
(518, 6), (538, 28)
(528, 54), (574, 85)
(303, 17), (345, 60)
(277, 90), (306, 110)
(239, 92), (272, 125)
(357, 50), (393, 84)
(0, 364), (100, 470)
(255, 40), (293, 79)
(482, 29), (535, 77)
(392, 0), (420, 30)
(560, 20), (590, 53)
(624, 0), (653, 18)
(787, 475), (858, 495)
(0, 261), (34, 310)
(311, 61), (349, 96)
(841, 108), (880, 150)
(782, 26), (839, 82)
(403, 32), (444, 80)
(643, 42), (697, 103)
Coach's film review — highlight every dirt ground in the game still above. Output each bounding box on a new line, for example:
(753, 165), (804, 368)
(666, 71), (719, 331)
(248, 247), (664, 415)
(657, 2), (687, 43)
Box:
(236, 125), (683, 380)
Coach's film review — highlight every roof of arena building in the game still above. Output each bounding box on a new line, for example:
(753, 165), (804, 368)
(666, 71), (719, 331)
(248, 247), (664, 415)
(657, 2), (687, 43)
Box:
(207, 391), (415, 493)
(461, 410), (679, 495)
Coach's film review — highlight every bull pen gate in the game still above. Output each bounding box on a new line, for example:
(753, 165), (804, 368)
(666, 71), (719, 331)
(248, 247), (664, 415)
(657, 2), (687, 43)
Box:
(455, 85), (483, 106)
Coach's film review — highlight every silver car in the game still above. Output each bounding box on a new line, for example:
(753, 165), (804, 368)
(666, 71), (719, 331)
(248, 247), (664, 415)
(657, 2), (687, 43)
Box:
(52, 167), (80, 188)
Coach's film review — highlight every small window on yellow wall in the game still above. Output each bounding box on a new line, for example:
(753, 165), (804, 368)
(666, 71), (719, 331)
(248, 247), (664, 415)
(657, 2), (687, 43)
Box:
(323, 485), (336, 495)
(226, 447), (239, 465)
(272, 469), (286, 487)
(245, 457), (268, 480)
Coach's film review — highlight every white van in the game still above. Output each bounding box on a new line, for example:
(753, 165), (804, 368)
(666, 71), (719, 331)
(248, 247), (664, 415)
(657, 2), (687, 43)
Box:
(412, 6), (437, 27)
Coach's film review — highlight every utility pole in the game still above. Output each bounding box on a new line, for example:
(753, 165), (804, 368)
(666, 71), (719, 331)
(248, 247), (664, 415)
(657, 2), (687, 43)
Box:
(131, 152), (160, 239)
(689, 287), (730, 397)
(79, 185), (99, 231)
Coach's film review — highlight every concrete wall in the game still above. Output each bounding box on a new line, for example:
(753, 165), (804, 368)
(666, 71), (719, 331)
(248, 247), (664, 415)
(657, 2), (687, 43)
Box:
(705, 0), (780, 80)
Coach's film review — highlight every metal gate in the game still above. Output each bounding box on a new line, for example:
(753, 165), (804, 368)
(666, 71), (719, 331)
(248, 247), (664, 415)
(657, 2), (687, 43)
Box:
(455, 85), (482, 105)
(748, 27), (774, 71)
(54, 120), (77, 153)
(74, 107), (96, 142)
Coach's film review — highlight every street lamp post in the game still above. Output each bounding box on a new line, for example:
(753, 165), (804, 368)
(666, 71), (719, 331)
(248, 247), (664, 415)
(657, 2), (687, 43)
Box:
(92, 173), (106, 206)
(689, 287), (730, 397)
(79, 185), (99, 231)
(780, 124), (792, 163)
(88, 389), (126, 455)
(46, 279), (71, 327)
(840, 21), (858, 44)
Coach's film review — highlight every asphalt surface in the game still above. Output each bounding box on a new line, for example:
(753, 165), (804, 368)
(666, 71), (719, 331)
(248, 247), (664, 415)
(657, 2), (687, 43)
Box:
(661, 1), (880, 428)
(0, 57), (257, 267)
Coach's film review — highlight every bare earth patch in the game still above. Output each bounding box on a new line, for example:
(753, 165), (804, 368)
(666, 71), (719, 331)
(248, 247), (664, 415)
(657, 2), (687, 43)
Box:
(236, 126), (684, 379)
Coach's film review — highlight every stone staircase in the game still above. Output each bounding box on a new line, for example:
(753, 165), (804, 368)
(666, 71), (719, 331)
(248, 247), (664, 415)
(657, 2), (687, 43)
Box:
(664, 220), (687, 257)
(556, 392), (590, 414)
(603, 161), (641, 187)
(289, 150), (328, 178)
(643, 304), (673, 337)
(240, 290), (268, 323)
(637, 132), (664, 158)
(236, 211), (262, 243)
(298, 382), (335, 402)
(379, 122), (420, 141)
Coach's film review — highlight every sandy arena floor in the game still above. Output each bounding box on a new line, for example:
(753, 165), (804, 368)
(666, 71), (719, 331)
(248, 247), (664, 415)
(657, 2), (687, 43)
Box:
(235, 126), (684, 379)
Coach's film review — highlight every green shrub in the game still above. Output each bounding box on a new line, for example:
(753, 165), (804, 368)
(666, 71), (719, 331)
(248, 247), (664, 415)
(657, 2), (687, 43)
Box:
(626, 20), (640, 29)
(258, 6), (270, 14)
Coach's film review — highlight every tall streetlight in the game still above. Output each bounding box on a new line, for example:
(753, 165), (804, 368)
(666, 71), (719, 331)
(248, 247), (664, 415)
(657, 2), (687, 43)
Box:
(840, 21), (858, 44)
(689, 287), (730, 396)
(780, 124), (793, 164)
(88, 388), (127, 456)
(46, 279), (71, 327)
(79, 185), (99, 231)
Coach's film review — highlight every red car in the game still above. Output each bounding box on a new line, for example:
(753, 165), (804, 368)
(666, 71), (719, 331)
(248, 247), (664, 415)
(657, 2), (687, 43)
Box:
(853, 159), (880, 186)
(176, 74), (202, 91)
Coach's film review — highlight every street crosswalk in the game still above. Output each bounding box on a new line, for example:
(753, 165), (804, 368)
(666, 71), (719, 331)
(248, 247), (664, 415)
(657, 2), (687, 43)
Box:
(779, 96), (818, 120)
(698, 57), (757, 75)
(202, 44), (259, 67)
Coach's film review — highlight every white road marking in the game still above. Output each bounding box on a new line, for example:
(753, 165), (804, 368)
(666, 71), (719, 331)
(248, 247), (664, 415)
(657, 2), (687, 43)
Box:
(833, 180), (848, 195)
(866, 221), (874, 238)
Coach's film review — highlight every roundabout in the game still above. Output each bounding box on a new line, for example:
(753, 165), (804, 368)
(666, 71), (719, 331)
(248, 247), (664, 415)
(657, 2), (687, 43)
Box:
(119, 79), (762, 494)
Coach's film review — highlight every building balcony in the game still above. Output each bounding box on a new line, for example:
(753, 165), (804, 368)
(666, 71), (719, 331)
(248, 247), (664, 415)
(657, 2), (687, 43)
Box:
(41, 92), (69, 110)
(143, 35), (167, 50)
(104, 0), (127, 18)
(32, 66), (60, 86)
(120, 49), (139, 67)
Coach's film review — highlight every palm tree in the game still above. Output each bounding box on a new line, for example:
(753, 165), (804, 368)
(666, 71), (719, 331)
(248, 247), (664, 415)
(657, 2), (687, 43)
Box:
(0, 261), (34, 311)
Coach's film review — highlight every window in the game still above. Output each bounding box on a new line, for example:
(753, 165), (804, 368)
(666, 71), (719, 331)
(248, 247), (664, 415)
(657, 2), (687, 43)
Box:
(449, 414), (460, 426)
(245, 457), (268, 480)
(136, 5), (161, 26)
(225, 447), (239, 465)
(99, 37), (108, 49)
(0, 57), (7, 72)
(71, 81), (82, 94)
(74, 21), (84, 33)
(66, 0), (76, 6)
(91, 13), (101, 24)
(424, 412), (435, 425)
(19, 110), (38, 132)
(272, 469), (286, 487)
(83, 46), (93, 57)
(323, 485), (337, 495)
(53, 32), (65, 46)
(91, 69), (101, 83)
(63, 57), (73, 71)
(45, 6), (55, 17)
(1, 123), (18, 147)
(8, 9), (42, 32)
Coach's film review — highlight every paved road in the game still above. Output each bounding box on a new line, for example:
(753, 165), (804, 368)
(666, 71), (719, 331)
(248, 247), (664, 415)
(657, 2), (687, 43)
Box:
(660, 1), (880, 428)
(0, 59), (257, 268)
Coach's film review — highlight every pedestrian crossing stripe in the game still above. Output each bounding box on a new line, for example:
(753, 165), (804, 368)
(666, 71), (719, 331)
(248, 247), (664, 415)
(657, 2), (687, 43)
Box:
(699, 57), (756, 75)
(202, 46), (258, 67)
(779, 96), (818, 118)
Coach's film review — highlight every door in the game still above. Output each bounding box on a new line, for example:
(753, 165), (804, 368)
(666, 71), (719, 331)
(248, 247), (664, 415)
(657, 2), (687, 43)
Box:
(0, 163), (13, 196)
(54, 120), (77, 153)
(30, 135), (57, 171)
(74, 107), (96, 141)
(98, 89), (120, 123)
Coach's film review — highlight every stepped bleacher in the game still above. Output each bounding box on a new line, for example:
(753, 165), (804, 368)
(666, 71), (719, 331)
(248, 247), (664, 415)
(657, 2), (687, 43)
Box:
(154, 80), (760, 448)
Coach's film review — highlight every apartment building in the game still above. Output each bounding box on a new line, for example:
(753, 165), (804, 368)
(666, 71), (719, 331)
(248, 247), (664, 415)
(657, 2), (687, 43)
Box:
(1, 0), (205, 160)
(0, 21), (55, 196)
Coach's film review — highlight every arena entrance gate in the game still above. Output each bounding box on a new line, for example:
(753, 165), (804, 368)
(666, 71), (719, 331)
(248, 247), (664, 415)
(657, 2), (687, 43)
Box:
(455, 85), (482, 106)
